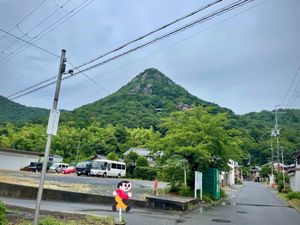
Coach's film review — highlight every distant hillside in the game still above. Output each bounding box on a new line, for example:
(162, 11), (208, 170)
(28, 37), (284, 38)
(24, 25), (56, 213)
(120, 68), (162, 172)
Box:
(60, 68), (228, 128)
(236, 109), (300, 165)
(0, 96), (49, 124)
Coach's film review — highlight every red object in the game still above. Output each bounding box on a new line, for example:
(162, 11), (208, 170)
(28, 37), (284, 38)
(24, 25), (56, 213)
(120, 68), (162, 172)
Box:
(62, 166), (76, 174)
(116, 189), (129, 200)
(154, 179), (158, 189)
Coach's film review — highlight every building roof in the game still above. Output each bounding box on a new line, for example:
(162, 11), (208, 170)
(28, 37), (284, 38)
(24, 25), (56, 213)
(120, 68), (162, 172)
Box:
(0, 147), (43, 156)
(123, 148), (150, 157)
(290, 150), (300, 159)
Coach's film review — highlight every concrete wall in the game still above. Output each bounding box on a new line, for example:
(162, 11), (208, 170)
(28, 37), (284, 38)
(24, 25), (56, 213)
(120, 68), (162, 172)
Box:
(0, 182), (146, 208)
(0, 151), (39, 170)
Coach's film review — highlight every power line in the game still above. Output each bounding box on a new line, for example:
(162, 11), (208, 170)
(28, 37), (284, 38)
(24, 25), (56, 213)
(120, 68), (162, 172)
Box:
(0, 0), (94, 66)
(0, 27), (60, 58)
(73, 0), (223, 71)
(1, 0), (255, 104)
(0, 0), (73, 56)
(0, 0), (219, 102)
(282, 64), (300, 109)
(73, 0), (254, 73)
(0, 0), (48, 41)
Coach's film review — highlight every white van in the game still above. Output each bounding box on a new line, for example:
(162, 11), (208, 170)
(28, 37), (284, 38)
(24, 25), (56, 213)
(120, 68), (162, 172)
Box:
(49, 162), (69, 173)
(90, 159), (126, 178)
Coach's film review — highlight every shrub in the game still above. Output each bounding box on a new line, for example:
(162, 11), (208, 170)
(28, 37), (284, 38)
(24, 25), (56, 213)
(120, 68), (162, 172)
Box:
(220, 188), (227, 198)
(286, 192), (300, 200)
(133, 166), (157, 180)
(136, 156), (149, 167)
(39, 216), (63, 225)
(0, 201), (6, 225)
(179, 185), (193, 197)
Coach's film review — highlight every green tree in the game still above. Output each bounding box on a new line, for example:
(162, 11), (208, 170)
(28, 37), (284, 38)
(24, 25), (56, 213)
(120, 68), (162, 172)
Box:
(136, 156), (149, 167)
(106, 152), (119, 161)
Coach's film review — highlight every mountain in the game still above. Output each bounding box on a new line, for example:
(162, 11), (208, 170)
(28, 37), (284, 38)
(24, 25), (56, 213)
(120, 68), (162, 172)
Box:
(0, 96), (49, 124)
(60, 68), (229, 128)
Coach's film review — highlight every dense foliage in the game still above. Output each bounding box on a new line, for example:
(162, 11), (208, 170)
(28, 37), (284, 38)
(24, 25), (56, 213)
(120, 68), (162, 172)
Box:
(0, 68), (300, 175)
(0, 96), (49, 124)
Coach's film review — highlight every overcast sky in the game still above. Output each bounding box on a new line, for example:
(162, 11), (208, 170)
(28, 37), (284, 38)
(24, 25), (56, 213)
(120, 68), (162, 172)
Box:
(0, 0), (299, 115)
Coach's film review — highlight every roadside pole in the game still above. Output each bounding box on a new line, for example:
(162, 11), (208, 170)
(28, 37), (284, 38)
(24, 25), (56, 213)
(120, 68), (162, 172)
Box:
(33, 49), (66, 225)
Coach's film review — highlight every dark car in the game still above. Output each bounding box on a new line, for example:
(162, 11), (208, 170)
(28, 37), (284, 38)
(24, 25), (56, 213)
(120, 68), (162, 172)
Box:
(75, 161), (92, 176)
(28, 162), (43, 172)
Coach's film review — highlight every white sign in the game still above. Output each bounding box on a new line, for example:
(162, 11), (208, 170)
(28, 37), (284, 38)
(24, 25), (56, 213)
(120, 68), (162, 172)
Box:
(195, 171), (202, 200)
(46, 109), (60, 135)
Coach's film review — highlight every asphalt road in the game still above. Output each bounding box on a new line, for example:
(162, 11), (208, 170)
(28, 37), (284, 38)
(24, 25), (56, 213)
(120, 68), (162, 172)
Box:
(1, 181), (300, 225)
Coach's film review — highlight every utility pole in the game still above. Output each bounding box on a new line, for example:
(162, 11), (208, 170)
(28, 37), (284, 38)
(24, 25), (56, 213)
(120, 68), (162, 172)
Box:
(281, 147), (286, 190)
(33, 49), (66, 225)
(271, 105), (280, 172)
(270, 141), (274, 176)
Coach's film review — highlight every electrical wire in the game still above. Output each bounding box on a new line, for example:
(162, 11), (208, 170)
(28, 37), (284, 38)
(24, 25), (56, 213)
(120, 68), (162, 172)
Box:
(0, 27), (60, 58)
(73, 0), (223, 70)
(0, 0), (255, 105)
(0, 0), (48, 41)
(73, 0), (254, 73)
(0, 0), (73, 56)
(0, 0), (94, 66)
(282, 65), (300, 109)
(0, 0), (216, 100)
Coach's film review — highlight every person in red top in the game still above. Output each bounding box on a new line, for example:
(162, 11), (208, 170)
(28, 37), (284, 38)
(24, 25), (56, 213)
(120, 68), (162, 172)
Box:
(112, 180), (132, 212)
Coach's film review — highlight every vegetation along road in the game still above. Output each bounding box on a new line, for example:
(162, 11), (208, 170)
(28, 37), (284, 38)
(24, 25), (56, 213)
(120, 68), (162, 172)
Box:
(2, 181), (300, 225)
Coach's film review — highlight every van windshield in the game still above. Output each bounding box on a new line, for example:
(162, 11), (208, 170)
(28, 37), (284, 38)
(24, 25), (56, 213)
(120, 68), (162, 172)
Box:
(92, 161), (107, 170)
(76, 162), (86, 167)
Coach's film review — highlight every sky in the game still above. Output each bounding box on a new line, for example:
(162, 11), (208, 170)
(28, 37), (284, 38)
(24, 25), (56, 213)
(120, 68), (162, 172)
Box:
(0, 0), (299, 115)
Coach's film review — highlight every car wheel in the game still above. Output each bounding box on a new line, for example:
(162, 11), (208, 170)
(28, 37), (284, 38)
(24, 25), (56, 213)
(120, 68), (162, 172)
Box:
(117, 174), (121, 178)
(77, 173), (81, 176)
(103, 172), (107, 178)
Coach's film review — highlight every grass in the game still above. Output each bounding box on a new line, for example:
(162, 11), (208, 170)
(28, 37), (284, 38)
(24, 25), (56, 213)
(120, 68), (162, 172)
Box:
(5, 205), (114, 225)
(277, 192), (300, 212)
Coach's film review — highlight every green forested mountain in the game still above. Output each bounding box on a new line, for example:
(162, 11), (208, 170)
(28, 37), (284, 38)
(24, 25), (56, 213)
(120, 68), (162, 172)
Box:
(237, 109), (300, 165)
(60, 68), (230, 128)
(0, 96), (49, 124)
(0, 68), (300, 167)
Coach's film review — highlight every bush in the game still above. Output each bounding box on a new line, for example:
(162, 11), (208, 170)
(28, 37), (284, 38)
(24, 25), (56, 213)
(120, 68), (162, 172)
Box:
(39, 216), (63, 225)
(179, 185), (193, 197)
(133, 166), (157, 180)
(136, 156), (149, 167)
(286, 192), (300, 200)
(220, 188), (227, 198)
(0, 201), (6, 225)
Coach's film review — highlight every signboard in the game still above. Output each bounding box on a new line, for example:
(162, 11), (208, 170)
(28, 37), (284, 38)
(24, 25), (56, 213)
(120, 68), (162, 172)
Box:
(194, 171), (202, 200)
(46, 109), (60, 135)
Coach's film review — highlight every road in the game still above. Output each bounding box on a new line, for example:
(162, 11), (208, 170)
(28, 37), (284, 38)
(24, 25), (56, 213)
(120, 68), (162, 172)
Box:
(1, 181), (300, 225)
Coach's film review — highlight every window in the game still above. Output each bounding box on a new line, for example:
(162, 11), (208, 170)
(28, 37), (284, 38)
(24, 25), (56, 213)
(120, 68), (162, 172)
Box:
(117, 164), (122, 169)
(112, 163), (117, 169)
(121, 165), (125, 170)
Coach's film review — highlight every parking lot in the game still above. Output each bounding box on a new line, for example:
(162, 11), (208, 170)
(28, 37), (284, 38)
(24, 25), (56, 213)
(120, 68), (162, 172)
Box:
(0, 169), (168, 200)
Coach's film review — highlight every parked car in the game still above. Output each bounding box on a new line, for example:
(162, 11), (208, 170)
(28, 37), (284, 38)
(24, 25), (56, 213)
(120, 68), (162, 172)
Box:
(75, 161), (92, 176)
(62, 166), (76, 174)
(48, 163), (69, 173)
(28, 162), (43, 172)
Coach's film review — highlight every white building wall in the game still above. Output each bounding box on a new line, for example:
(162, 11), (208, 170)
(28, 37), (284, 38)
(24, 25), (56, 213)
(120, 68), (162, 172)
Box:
(228, 160), (235, 186)
(295, 171), (300, 192)
(0, 151), (39, 170)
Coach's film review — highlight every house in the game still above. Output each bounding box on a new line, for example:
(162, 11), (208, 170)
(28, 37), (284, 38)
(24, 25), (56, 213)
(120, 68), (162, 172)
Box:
(287, 150), (300, 192)
(220, 160), (236, 187)
(0, 147), (63, 171)
(123, 148), (154, 165)
(0, 147), (43, 170)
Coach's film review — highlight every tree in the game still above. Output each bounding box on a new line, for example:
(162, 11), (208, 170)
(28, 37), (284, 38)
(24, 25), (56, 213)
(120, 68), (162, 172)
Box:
(124, 151), (138, 166)
(106, 152), (119, 161)
(155, 107), (243, 188)
(136, 156), (149, 167)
